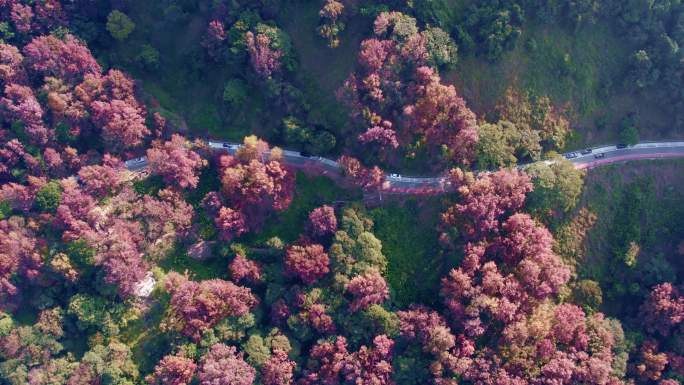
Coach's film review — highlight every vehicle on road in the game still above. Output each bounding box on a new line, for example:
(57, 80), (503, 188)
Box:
(300, 151), (311, 157)
(594, 153), (606, 159)
(222, 143), (230, 148)
(580, 148), (593, 155)
(564, 152), (578, 159)
(616, 144), (628, 149)
(389, 173), (400, 178)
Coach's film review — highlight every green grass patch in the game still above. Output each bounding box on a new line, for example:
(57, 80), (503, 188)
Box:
(158, 244), (227, 281)
(120, 301), (170, 376)
(369, 199), (447, 308)
(245, 172), (362, 245)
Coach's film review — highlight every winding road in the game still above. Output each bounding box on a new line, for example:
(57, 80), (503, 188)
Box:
(124, 140), (684, 194)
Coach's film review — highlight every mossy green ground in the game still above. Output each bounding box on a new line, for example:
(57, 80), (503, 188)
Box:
(370, 199), (451, 308)
(575, 159), (684, 316)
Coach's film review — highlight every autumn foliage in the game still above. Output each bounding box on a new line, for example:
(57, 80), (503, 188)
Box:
(340, 12), (478, 164)
(285, 243), (330, 285)
(146, 354), (197, 385)
(164, 272), (258, 341)
(147, 134), (206, 190)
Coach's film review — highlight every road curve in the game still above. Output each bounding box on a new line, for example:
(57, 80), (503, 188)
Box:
(124, 140), (684, 194)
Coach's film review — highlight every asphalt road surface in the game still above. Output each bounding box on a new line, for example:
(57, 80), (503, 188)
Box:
(123, 140), (684, 193)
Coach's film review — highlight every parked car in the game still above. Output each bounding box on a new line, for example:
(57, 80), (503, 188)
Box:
(222, 143), (230, 148)
(616, 144), (628, 149)
(580, 148), (593, 155)
(564, 152), (578, 159)
(389, 173), (400, 178)
(594, 153), (606, 159)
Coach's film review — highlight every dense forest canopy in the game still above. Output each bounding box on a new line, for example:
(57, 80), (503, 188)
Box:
(0, 1), (683, 385)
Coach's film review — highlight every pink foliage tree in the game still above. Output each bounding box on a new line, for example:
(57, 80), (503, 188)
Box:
(218, 138), (294, 229)
(215, 206), (247, 241)
(147, 134), (206, 189)
(440, 216), (571, 340)
(634, 340), (669, 382)
(229, 254), (261, 284)
(246, 31), (282, 78)
(77, 154), (126, 197)
(496, 213), (571, 299)
(145, 354), (197, 385)
(165, 272), (258, 341)
(32, 0), (65, 32)
(0, 181), (36, 212)
(300, 335), (349, 385)
(0, 216), (43, 310)
(341, 334), (394, 385)
(261, 349), (296, 385)
(54, 180), (97, 242)
(198, 343), (256, 385)
(404, 66), (479, 164)
(203, 20), (226, 60)
(90, 99), (149, 151)
(1, 83), (48, 145)
(10, 3), (32, 33)
(397, 305), (474, 380)
(136, 189), (194, 247)
(300, 334), (395, 385)
(338, 155), (385, 190)
(306, 303), (336, 334)
(94, 219), (149, 297)
(0, 43), (26, 85)
(640, 283), (684, 337)
(441, 168), (533, 240)
(284, 243), (330, 285)
(340, 13), (478, 163)
(358, 121), (399, 149)
(23, 34), (101, 84)
(346, 270), (390, 312)
(42, 147), (64, 176)
(308, 205), (337, 237)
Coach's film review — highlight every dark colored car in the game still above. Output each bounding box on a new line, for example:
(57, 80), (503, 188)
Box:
(580, 148), (593, 155)
(300, 151), (311, 157)
(616, 144), (628, 149)
(594, 153), (606, 159)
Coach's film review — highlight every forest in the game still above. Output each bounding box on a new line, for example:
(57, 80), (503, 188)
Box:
(0, 0), (683, 385)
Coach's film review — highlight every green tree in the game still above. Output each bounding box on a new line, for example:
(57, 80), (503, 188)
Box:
(35, 181), (62, 213)
(526, 158), (586, 218)
(136, 44), (159, 70)
(243, 334), (271, 367)
(422, 27), (458, 67)
(476, 120), (520, 169)
(571, 279), (603, 311)
(282, 116), (313, 145)
(106, 10), (135, 41)
(80, 341), (139, 384)
(0, 200), (10, 220)
(67, 294), (127, 337)
(307, 130), (337, 154)
(223, 79), (248, 106)
(619, 115), (639, 145)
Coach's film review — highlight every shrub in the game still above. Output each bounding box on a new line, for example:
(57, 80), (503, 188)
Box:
(107, 10), (135, 41)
